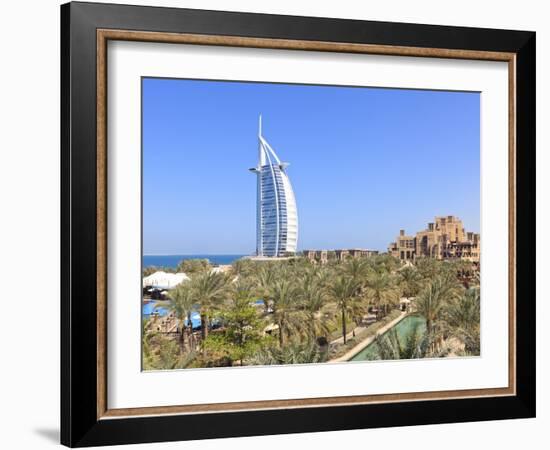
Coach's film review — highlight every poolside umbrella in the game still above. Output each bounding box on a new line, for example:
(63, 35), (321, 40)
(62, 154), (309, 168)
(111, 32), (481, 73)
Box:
(142, 271), (190, 288)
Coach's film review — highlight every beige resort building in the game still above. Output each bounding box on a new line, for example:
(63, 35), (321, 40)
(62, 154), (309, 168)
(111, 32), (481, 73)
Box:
(388, 215), (480, 263)
(303, 248), (379, 264)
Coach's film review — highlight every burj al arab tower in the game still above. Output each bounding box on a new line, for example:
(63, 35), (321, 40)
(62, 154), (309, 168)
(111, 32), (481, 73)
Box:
(249, 116), (298, 257)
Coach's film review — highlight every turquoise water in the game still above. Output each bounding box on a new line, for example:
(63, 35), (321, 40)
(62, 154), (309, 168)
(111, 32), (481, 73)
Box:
(350, 315), (427, 361)
(143, 254), (245, 268)
(142, 301), (169, 317)
(142, 301), (202, 328)
(143, 299), (264, 329)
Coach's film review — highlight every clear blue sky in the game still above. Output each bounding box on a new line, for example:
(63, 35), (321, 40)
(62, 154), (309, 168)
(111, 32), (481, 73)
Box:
(143, 78), (480, 255)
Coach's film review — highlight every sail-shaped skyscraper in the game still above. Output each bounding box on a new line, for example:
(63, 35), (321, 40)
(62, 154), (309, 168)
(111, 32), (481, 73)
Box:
(249, 116), (298, 257)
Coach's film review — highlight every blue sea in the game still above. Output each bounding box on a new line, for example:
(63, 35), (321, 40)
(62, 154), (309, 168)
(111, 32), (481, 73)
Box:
(143, 254), (245, 268)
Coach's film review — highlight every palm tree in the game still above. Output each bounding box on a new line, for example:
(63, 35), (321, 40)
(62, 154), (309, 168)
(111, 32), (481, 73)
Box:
(398, 266), (423, 298)
(415, 257), (440, 281)
(142, 318), (157, 370)
(254, 265), (277, 314)
(327, 275), (360, 344)
(364, 272), (399, 318)
(269, 278), (304, 348)
(177, 258), (211, 274)
(368, 254), (401, 275)
(339, 259), (371, 336)
(230, 258), (257, 278)
(251, 340), (327, 365)
(159, 283), (195, 352)
(415, 276), (456, 338)
(374, 322), (427, 360)
(342, 257), (369, 283)
(298, 271), (330, 340)
(444, 287), (480, 354)
(191, 271), (229, 340)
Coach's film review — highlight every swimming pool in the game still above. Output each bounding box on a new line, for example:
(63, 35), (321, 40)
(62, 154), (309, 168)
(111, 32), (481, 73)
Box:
(142, 301), (168, 317)
(142, 298), (265, 329)
(349, 315), (427, 361)
(142, 301), (201, 328)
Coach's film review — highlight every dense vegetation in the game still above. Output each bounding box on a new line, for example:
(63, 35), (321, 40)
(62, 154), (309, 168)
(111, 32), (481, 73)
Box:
(142, 255), (480, 370)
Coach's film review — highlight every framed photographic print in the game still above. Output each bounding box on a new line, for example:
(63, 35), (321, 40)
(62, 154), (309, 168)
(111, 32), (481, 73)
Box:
(60, 1), (536, 447)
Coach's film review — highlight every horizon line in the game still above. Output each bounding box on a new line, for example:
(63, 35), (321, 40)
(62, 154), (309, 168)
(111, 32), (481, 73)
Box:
(143, 248), (387, 256)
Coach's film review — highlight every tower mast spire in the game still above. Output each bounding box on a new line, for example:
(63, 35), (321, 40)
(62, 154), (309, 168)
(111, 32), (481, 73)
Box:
(258, 114), (265, 166)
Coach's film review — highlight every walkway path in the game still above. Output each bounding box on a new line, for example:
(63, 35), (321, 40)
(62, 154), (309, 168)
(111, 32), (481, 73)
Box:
(328, 311), (407, 363)
(330, 325), (367, 345)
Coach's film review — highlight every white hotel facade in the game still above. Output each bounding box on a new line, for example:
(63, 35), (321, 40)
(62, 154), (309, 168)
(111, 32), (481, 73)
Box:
(249, 116), (298, 257)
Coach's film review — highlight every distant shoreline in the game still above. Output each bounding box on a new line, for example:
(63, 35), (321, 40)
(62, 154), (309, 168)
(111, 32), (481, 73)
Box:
(143, 254), (246, 268)
(143, 254), (248, 257)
